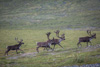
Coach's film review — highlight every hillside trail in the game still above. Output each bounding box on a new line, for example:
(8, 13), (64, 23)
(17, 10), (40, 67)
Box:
(7, 44), (100, 59)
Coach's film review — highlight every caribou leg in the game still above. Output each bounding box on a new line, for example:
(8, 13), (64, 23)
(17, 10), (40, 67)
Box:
(80, 43), (82, 47)
(43, 46), (53, 51)
(48, 46), (53, 51)
(16, 50), (18, 54)
(36, 47), (39, 53)
(89, 41), (92, 46)
(18, 49), (24, 53)
(53, 44), (56, 50)
(4, 49), (10, 56)
(77, 42), (80, 48)
(46, 46), (49, 51)
(87, 42), (89, 47)
(77, 42), (82, 48)
(58, 44), (63, 48)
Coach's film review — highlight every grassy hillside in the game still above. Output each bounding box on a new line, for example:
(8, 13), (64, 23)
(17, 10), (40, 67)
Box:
(0, 1), (100, 66)
(0, 0), (100, 29)
(0, 29), (100, 67)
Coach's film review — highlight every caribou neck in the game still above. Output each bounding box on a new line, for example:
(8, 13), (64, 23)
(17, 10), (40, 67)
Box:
(48, 43), (51, 46)
(89, 36), (94, 41)
(17, 42), (23, 48)
(59, 38), (63, 43)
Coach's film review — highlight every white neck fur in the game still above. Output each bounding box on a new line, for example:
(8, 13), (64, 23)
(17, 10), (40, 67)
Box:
(59, 39), (63, 43)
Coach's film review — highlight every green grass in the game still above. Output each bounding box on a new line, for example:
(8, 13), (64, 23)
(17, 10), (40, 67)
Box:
(0, 0), (100, 29)
(0, 29), (100, 67)
(0, 0), (100, 66)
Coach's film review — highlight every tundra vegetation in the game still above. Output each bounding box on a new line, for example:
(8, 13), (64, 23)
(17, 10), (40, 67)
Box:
(0, 0), (100, 67)
(0, 30), (100, 67)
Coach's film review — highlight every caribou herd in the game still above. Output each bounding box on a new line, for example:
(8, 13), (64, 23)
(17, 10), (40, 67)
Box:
(36, 30), (65, 53)
(4, 30), (96, 55)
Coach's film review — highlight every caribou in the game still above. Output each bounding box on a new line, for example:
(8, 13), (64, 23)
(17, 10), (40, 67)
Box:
(51, 30), (65, 50)
(77, 30), (96, 47)
(36, 32), (54, 53)
(4, 38), (24, 56)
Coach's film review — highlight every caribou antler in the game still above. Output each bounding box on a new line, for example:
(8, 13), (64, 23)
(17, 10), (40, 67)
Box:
(36, 32), (54, 53)
(52, 30), (65, 50)
(61, 33), (65, 38)
(77, 30), (96, 48)
(46, 32), (51, 40)
(20, 39), (23, 42)
(87, 30), (96, 36)
(87, 30), (91, 36)
(54, 30), (60, 38)
(5, 38), (24, 56)
(15, 37), (23, 43)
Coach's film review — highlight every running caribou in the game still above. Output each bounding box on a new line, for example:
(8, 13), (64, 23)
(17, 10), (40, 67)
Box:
(51, 30), (65, 50)
(4, 38), (24, 56)
(77, 30), (96, 47)
(36, 32), (54, 53)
